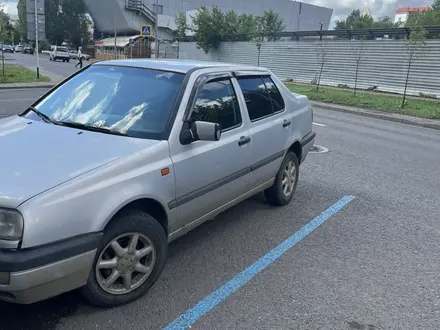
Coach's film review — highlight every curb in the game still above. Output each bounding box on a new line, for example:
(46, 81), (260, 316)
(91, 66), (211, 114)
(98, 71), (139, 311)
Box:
(0, 82), (57, 90)
(311, 102), (440, 131)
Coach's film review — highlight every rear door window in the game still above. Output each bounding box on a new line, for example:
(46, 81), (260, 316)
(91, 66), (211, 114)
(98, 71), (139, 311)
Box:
(262, 77), (285, 112)
(236, 77), (273, 121)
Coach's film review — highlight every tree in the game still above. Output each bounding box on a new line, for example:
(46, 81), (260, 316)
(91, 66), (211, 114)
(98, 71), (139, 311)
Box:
(174, 12), (187, 59)
(191, 7), (285, 54)
(373, 16), (396, 28)
(406, 1), (440, 37)
(191, 6), (223, 53)
(0, 11), (18, 44)
(402, 22), (428, 108)
(237, 14), (257, 40)
(16, 0), (88, 47)
(174, 12), (187, 39)
(350, 40), (367, 96)
(335, 10), (373, 29)
(17, 0), (27, 42)
(315, 41), (329, 92)
(261, 10), (285, 41)
(335, 9), (397, 30)
(60, 0), (88, 47)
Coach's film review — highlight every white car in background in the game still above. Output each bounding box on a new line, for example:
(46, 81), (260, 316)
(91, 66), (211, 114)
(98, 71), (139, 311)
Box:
(15, 45), (23, 52)
(69, 49), (91, 61)
(49, 46), (70, 62)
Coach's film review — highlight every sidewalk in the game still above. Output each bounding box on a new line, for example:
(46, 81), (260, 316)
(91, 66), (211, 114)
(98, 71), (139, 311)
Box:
(311, 101), (440, 130)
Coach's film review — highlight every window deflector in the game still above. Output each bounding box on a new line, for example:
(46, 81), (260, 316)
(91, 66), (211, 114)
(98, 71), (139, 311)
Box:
(182, 72), (233, 121)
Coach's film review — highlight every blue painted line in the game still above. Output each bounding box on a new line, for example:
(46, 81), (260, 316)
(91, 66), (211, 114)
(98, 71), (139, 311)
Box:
(163, 195), (355, 330)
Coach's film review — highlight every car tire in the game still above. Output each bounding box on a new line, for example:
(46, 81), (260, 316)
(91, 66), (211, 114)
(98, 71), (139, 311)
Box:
(264, 151), (299, 206)
(81, 210), (167, 307)
(67, 59), (70, 63)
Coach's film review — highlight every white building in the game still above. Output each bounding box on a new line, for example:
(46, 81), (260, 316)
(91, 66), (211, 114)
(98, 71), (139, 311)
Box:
(394, 5), (430, 26)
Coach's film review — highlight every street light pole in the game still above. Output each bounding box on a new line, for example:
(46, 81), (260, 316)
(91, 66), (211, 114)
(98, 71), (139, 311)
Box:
(154, 0), (159, 58)
(35, 0), (40, 79)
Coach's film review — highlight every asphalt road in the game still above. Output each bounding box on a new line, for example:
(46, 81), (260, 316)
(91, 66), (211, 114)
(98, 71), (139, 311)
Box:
(0, 88), (46, 116)
(3, 52), (81, 79)
(1, 90), (440, 330)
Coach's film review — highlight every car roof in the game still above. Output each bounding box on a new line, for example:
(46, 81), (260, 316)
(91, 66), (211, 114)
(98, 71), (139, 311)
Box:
(93, 58), (267, 74)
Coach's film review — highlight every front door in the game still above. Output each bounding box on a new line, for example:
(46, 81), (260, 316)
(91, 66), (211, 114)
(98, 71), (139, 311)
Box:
(169, 73), (252, 232)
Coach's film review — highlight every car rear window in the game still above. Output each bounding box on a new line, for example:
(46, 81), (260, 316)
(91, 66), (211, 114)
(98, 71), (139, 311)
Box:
(31, 65), (185, 140)
(57, 47), (68, 52)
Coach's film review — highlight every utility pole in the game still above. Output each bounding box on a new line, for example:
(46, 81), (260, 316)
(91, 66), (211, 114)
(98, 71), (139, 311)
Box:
(0, 22), (4, 77)
(114, 25), (117, 59)
(154, 0), (159, 58)
(319, 21), (324, 41)
(35, 0), (40, 78)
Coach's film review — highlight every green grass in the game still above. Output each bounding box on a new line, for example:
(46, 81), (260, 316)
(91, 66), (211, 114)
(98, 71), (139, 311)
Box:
(286, 83), (440, 120)
(0, 64), (50, 84)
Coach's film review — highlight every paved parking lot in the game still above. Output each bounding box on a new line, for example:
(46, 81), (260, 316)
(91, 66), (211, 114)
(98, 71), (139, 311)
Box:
(1, 90), (440, 330)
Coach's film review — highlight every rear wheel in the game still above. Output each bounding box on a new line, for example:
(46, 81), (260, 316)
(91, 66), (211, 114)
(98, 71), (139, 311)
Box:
(264, 151), (299, 206)
(81, 210), (167, 307)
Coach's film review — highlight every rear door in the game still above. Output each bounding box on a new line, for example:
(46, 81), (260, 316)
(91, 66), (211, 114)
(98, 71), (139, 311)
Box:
(234, 72), (291, 186)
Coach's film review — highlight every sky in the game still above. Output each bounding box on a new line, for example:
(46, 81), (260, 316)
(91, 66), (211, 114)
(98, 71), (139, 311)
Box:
(0, 0), (18, 17)
(302, 0), (434, 24)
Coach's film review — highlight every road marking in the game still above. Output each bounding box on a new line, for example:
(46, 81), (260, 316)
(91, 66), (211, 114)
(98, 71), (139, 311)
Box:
(313, 122), (326, 127)
(163, 195), (355, 330)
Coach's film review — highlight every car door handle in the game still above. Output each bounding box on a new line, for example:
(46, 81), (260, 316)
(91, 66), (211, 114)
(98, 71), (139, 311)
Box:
(283, 120), (291, 128)
(238, 136), (251, 146)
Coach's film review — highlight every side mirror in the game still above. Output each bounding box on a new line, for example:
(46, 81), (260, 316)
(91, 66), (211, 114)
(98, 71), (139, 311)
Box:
(180, 121), (222, 145)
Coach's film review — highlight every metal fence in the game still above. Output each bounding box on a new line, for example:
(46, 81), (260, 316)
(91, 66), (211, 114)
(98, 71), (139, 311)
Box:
(157, 41), (178, 59)
(178, 40), (440, 98)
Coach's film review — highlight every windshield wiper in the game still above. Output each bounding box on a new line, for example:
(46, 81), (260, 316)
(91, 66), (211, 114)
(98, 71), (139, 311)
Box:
(27, 107), (61, 125)
(59, 121), (127, 136)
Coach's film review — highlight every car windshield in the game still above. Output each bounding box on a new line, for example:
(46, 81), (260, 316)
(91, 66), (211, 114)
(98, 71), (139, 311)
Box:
(27, 65), (185, 139)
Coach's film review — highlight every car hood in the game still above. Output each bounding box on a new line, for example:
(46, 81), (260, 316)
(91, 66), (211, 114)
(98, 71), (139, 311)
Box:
(0, 116), (158, 209)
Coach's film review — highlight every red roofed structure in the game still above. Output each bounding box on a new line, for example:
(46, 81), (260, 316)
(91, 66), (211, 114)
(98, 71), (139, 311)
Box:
(395, 6), (430, 13)
(394, 4), (430, 25)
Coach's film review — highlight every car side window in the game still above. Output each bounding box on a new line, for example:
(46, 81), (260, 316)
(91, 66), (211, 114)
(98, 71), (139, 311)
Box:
(236, 77), (273, 121)
(263, 77), (285, 112)
(190, 78), (242, 131)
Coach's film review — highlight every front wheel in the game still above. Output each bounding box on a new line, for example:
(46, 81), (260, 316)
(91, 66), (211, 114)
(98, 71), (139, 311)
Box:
(264, 151), (299, 206)
(81, 210), (167, 307)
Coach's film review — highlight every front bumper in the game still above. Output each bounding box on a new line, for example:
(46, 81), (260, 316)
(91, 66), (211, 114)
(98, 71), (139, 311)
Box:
(0, 233), (102, 304)
(300, 131), (316, 164)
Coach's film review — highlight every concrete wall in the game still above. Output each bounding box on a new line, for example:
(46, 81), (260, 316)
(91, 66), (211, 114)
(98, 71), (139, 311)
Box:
(178, 40), (440, 98)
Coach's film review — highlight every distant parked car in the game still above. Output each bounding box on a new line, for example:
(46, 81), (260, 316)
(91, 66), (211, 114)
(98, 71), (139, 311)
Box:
(49, 46), (70, 62)
(0, 59), (315, 307)
(2, 45), (14, 53)
(15, 45), (23, 52)
(69, 49), (91, 61)
(23, 46), (34, 54)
